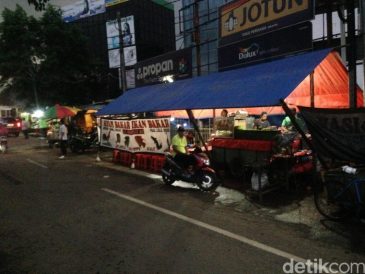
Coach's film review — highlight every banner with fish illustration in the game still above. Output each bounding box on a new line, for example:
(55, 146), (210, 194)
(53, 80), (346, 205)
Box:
(100, 118), (171, 154)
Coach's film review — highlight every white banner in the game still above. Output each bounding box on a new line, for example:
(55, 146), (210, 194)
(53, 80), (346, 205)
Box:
(100, 118), (171, 154)
(108, 46), (137, 68)
(62, 0), (105, 23)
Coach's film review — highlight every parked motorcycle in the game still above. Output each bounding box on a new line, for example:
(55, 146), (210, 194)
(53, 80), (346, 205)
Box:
(69, 129), (98, 153)
(0, 136), (8, 153)
(161, 149), (219, 191)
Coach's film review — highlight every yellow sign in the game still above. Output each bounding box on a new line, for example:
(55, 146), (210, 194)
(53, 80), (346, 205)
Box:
(105, 0), (129, 7)
(220, 0), (310, 38)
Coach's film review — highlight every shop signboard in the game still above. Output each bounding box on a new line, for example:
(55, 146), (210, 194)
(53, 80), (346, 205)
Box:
(105, 0), (129, 7)
(135, 48), (192, 87)
(61, 0), (105, 23)
(100, 118), (171, 154)
(219, 0), (314, 46)
(218, 22), (312, 71)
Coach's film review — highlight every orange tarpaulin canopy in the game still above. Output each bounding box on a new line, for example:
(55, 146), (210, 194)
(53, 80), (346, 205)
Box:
(156, 52), (364, 118)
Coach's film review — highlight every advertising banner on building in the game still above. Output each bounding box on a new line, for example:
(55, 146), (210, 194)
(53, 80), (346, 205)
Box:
(106, 16), (135, 48)
(126, 69), (136, 89)
(218, 22), (312, 70)
(105, 0), (129, 7)
(100, 118), (171, 154)
(108, 46), (137, 68)
(62, 0), (105, 23)
(135, 48), (192, 87)
(219, 0), (314, 46)
(299, 106), (365, 163)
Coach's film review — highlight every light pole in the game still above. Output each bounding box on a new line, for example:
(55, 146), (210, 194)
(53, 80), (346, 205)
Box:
(30, 55), (45, 109)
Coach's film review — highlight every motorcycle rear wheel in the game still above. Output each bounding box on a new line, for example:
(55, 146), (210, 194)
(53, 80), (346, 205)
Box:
(314, 179), (353, 221)
(198, 171), (218, 191)
(162, 163), (175, 185)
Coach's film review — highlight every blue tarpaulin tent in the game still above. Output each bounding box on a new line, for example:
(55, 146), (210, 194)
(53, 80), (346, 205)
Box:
(98, 48), (332, 116)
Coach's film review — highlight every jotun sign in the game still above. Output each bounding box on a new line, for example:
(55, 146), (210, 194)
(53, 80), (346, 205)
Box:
(219, 0), (314, 46)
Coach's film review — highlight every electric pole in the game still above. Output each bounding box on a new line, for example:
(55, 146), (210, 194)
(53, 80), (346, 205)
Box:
(193, 0), (201, 76)
(361, 0), (365, 104)
(347, 0), (357, 108)
(117, 11), (127, 93)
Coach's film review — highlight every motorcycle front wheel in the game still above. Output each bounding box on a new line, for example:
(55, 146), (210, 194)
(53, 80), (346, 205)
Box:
(197, 171), (218, 191)
(0, 144), (7, 153)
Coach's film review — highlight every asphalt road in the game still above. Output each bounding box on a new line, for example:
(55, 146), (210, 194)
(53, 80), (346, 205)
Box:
(0, 137), (364, 274)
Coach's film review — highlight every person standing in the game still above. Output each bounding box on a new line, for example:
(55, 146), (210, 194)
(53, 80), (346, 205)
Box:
(59, 119), (68, 159)
(21, 118), (30, 139)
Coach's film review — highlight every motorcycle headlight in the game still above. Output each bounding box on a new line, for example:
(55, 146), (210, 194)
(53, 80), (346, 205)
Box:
(203, 159), (210, 166)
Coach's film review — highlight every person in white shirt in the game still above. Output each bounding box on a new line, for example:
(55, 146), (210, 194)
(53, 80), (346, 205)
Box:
(21, 118), (30, 139)
(58, 119), (68, 159)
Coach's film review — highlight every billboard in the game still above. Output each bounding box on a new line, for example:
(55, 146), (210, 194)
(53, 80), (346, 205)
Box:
(135, 48), (192, 87)
(100, 118), (171, 154)
(62, 0), (105, 23)
(105, 0), (129, 7)
(106, 15), (137, 69)
(218, 22), (313, 70)
(106, 16), (135, 48)
(108, 46), (137, 68)
(219, 0), (314, 46)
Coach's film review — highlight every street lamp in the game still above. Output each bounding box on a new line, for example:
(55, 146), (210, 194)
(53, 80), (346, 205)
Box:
(30, 55), (46, 109)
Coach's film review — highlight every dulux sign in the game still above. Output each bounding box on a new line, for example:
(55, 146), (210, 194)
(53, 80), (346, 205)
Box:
(218, 22), (312, 71)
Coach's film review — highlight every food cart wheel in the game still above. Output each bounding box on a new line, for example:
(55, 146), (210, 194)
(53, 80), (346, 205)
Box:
(228, 158), (246, 179)
(197, 171), (218, 191)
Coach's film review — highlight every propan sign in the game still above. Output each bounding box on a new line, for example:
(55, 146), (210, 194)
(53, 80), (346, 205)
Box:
(134, 48), (192, 87)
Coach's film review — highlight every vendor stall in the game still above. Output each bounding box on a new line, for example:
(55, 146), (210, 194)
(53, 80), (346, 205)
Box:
(98, 48), (364, 199)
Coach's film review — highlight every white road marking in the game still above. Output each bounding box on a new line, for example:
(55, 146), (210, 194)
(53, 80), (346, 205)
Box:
(26, 159), (48, 169)
(101, 188), (336, 273)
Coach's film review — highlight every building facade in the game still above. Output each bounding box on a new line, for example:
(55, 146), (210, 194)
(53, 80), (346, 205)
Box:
(67, 0), (176, 96)
(177, 0), (365, 89)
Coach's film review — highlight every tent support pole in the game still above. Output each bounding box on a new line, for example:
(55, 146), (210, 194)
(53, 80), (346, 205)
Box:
(310, 72), (315, 108)
(280, 100), (327, 169)
(186, 109), (210, 156)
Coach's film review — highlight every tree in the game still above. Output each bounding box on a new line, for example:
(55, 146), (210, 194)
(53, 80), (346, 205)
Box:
(0, 5), (104, 108)
(27, 0), (50, 11)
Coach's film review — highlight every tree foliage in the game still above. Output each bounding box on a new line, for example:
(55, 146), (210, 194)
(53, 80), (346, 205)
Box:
(0, 5), (104, 108)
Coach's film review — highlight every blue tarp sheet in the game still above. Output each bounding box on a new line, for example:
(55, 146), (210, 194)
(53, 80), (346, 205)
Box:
(98, 49), (332, 116)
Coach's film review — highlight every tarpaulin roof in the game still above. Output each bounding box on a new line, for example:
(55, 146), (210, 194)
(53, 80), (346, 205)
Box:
(155, 51), (364, 118)
(98, 48), (333, 116)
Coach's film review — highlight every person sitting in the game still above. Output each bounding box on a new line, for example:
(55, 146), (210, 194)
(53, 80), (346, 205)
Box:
(253, 112), (271, 130)
(171, 127), (195, 172)
(216, 109), (230, 131)
(281, 108), (307, 133)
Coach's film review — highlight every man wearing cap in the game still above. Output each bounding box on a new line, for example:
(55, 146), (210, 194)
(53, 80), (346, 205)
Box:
(172, 127), (194, 171)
